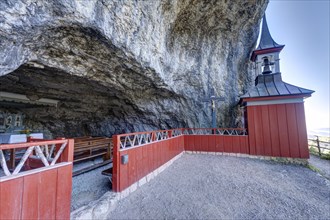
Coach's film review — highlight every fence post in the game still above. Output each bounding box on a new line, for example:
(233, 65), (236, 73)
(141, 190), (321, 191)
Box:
(112, 135), (120, 192)
(168, 130), (172, 138)
(65, 139), (74, 162)
(316, 135), (321, 156)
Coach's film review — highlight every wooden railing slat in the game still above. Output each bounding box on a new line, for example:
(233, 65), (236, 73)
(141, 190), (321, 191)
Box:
(12, 146), (35, 175)
(0, 139), (72, 178)
(0, 150), (11, 176)
(50, 142), (67, 166)
(35, 146), (50, 167)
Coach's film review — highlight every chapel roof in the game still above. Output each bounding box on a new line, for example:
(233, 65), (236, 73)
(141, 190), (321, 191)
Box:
(240, 73), (314, 99)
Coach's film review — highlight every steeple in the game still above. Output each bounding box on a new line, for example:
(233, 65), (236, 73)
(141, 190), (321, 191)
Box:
(251, 15), (285, 65)
(256, 15), (284, 50)
(240, 14), (314, 100)
(251, 14), (285, 75)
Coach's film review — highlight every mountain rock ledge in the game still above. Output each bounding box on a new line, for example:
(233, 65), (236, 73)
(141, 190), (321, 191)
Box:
(0, 0), (267, 137)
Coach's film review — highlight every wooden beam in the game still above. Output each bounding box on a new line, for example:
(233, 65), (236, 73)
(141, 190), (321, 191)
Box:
(72, 160), (112, 177)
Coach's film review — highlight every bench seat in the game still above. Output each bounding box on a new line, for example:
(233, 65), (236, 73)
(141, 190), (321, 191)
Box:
(72, 136), (113, 176)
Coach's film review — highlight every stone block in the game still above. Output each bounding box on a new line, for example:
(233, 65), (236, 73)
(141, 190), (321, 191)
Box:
(138, 177), (147, 187)
(154, 168), (159, 176)
(120, 188), (130, 199)
(92, 198), (111, 220)
(71, 207), (93, 220)
(129, 182), (138, 193)
(158, 164), (166, 173)
(146, 172), (154, 182)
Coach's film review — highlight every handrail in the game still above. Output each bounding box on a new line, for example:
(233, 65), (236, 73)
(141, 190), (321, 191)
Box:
(182, 128), (246, 130)
(0, 139), (68, 150)
(118, 129), (183, 150)
(308, 135), (330, 156)
(115, 128), (183, 138)
(0, 139), (73, 177)
(115, 128), (247, 150)
(182, 128), (247, 135)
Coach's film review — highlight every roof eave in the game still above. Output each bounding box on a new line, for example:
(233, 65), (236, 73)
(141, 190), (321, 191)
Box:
(240, 92), (314, 103)
(251, 45), (285, 61)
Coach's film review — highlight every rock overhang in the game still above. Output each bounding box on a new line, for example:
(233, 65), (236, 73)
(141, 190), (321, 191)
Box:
(0, 0), (269, 137)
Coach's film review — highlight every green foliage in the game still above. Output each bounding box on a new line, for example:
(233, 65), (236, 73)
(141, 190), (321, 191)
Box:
(307, 164), (321, 173)
(309, 147), (330, 160)
(320, 152), (330, 160)
(309, 146), (320, 156)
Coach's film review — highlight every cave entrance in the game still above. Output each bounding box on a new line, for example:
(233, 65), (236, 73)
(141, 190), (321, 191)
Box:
(0, 62), (126, 171)
(0, 64), (120, 211)
(0, 25), (185, 139)
(0, 63), (137, 139)
(0, 61), (173, 213)
(0, 24), (186, 213)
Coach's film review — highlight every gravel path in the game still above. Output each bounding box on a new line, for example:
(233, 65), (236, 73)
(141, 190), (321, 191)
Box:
(71, 159), (114, 211)
(108, 154), (330, 219)
(309, 155), (330, 179)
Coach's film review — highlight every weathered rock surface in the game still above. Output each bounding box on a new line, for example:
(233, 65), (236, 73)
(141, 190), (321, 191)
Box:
(0, 0), (267, 137)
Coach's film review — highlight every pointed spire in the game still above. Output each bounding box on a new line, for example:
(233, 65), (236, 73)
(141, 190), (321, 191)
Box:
(251, 14), (285, 62)
(241, 13), (314, 101)
(256, 15), (284, 50)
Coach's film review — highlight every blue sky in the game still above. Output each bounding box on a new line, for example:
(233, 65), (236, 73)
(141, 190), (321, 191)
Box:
(266, 0), (330, 130)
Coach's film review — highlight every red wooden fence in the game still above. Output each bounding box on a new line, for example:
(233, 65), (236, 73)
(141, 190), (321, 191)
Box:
(112, 129), (184, 192)
(184, 135), (249, 154)
(183, 128), (249, 154)
(112, 125), (309, 192)
(112, 128), (249, 192)
(0, 139), (74, 220)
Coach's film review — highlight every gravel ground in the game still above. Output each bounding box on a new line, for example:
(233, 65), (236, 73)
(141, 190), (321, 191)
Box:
(309, 155), (330, 179)
(108, 154), (330, 220)
(71, 158), (114, 211)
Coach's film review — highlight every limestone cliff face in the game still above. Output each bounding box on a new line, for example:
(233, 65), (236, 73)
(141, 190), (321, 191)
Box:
(0, 0), (267, 137)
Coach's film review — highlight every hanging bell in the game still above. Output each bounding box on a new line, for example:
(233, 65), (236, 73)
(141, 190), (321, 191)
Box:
(262, 58), (272, 74)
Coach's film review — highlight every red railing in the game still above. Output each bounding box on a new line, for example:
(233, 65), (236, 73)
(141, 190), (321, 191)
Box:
(182, 128), (248, 153)
(0, 139), (74, 219)
(117, 128), (184, 150)
(182, 128), (247, 135)
(115, 128), (247, 150)
(112, 128), (247, 192)
(112, 129), (185, 192)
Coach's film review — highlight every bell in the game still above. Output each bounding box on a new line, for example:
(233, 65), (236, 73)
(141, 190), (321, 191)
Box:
(262, 58), (272, 74)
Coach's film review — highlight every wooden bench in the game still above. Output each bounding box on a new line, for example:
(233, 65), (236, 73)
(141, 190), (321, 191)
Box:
(72, 137), (113, 176)
(72, 136), (92, 142)
(101, 167), (113, 183)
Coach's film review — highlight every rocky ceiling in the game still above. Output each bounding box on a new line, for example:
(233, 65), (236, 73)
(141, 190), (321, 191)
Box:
(0, 0), (268, 138)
